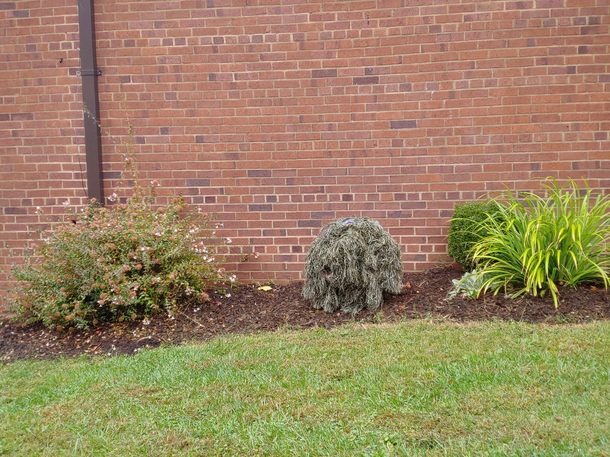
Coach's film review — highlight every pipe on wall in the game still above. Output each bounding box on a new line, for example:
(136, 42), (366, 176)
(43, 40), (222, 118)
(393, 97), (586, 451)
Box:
(78, 0), (104, 204)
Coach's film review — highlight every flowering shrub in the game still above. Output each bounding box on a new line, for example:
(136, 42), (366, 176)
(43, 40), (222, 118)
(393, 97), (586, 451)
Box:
(9, 180), (232, 329)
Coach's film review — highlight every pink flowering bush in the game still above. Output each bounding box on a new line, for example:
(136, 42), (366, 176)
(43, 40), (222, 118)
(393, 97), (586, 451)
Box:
(9, 181), (231, 329)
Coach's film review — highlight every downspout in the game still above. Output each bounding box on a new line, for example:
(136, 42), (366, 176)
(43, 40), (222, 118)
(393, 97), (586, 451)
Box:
(78, 0), (104, 204)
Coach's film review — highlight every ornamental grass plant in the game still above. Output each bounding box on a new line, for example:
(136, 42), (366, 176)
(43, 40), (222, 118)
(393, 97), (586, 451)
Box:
(8, 159), (231, 329)
(470, 178), (610, 307)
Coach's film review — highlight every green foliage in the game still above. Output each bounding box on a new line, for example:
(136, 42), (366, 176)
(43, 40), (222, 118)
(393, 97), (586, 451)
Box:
(303, 217), (403, 314)
(447, 200), (501, 271)
(447, 269), (498, 301)
(2, 321), (610, 456)
(471, 178), (610, 307)
(8, 178), (230, 329)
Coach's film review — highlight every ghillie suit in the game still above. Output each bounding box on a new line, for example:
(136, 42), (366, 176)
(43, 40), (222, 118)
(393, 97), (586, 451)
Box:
(303, 217), (403, 314)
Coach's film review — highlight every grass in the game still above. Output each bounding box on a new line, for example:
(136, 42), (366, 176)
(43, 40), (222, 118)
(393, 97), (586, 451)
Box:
(1, 320), (610, 456)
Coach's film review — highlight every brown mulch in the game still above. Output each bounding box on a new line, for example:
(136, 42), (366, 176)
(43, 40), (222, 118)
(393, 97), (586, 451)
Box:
(1, 268), (609, 363)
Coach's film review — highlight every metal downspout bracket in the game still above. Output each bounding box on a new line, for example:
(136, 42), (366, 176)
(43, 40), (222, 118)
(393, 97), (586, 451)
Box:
(78, 0), (104, 204)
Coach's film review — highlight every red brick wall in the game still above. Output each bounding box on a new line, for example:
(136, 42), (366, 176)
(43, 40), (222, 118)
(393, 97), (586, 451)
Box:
(1, 0), (609, 308)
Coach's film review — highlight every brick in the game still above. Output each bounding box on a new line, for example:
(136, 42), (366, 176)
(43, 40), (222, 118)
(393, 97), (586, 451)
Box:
(185, 179), (211, 186)
(247, 170), (271, 177)
(311, 69), (337, 78)
(311, 211), (335, 218)
(0, 0), (608, 306)
(353, 76), (379, 85)
(391, 120), (417, 129)
(5, 207), (27, 214)
(249, 204), (273, 212)
(580, 26), (605, 35)
(298, 220), (322, 227)
(10, 113), (34, 121)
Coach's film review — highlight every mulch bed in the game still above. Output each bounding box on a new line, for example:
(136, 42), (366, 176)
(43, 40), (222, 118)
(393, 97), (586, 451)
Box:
(1, 268), (609, 362)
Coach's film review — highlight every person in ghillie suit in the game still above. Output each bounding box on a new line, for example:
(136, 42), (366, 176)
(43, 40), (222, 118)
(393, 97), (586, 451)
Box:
(303, 217), (403, 314)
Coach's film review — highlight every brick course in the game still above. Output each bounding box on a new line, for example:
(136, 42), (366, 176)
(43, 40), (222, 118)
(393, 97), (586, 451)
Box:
(1, 0), (610, 308)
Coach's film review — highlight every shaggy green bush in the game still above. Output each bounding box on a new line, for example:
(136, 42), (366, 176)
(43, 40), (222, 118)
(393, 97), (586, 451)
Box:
(448, 200), (502, 271)
(8, 179), (230, 329)
(303, 217), (403, 314)
(470, 178), (610, 307)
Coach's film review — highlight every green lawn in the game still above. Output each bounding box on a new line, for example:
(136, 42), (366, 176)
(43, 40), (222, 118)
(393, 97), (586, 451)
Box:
(1, 320), (609, 456)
